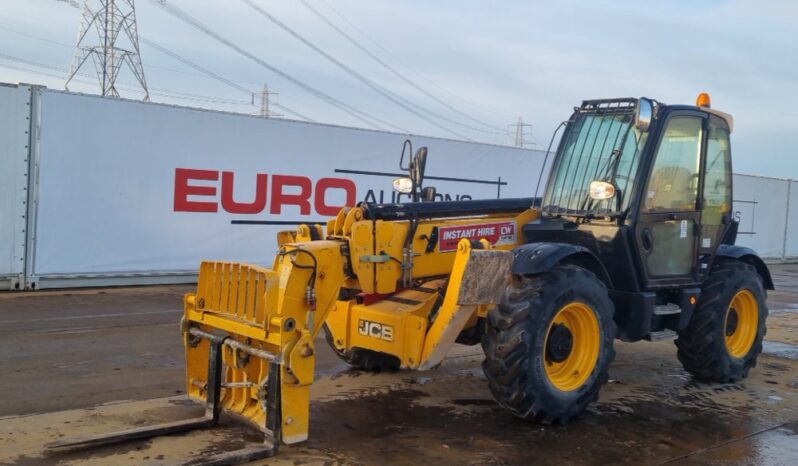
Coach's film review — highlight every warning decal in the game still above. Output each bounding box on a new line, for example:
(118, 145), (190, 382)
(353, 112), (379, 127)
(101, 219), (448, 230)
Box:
(438, 221), (517, 252)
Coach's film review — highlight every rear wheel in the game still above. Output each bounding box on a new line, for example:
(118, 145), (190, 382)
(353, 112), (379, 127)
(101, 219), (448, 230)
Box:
(676, 260), (767, 382)
(481, 265), (616, 424)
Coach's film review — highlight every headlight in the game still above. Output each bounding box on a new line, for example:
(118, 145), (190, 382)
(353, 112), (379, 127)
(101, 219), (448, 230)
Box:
(392, 177), (413, 194)
(589, 180), (616, 200)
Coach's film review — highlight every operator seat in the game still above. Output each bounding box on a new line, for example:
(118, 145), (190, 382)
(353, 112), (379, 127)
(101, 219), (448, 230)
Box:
(645, 166), (695, 211)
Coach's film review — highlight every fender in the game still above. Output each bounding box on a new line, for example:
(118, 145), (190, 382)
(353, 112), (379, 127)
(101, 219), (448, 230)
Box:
(715, 245), (775, 290)
(511, 242), (612, 287)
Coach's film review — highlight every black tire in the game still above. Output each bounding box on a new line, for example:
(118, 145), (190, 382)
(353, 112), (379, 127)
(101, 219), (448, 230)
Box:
(676, 260), (768, 383)
(323, 324), (400, 372)
(481, 265), (616, 424)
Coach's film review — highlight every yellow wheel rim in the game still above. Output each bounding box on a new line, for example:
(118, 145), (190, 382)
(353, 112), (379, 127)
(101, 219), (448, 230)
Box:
(543, 302), (601, 392)
(725, 289), (759, 358)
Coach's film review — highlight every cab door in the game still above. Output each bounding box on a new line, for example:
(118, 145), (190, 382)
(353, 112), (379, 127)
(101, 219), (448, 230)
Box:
(697, 116), (734, 275)
(635, 112), (706, 287)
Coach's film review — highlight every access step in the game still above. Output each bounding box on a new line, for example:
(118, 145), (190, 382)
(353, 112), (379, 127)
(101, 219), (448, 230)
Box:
(653, 303), (682, 315)
(647, 329), (678, 341)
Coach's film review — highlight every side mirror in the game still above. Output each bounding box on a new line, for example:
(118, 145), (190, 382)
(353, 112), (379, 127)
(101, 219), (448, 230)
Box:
(396, 140), (433, 202)
(635, 98), (654, 131)
(411, 147), (427, 188)
(421, 186), (437, 202)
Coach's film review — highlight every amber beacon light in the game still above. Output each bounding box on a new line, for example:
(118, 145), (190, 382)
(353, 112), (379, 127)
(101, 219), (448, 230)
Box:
(696, 92), (711, 108)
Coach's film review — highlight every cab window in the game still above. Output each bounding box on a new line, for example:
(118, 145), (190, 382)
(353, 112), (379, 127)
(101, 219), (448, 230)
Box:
(701, 117), (732, 248)
(644, 117), (703, 212)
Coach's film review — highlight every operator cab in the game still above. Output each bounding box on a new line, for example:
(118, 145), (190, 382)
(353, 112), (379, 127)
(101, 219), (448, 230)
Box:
(525, 94), (770, 341)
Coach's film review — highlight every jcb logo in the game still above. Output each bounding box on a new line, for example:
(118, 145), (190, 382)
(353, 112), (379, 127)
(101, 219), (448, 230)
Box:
(358, 319), (394, 342)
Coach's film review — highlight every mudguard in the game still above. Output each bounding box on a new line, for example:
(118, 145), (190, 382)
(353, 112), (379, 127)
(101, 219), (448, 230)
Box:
(511, 242), (612, 287)
(716, 244), (775, 290)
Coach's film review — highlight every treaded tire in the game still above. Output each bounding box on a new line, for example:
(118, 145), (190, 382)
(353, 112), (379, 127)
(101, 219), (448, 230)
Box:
(481, 265), (616, 424)
(676, 260), (768, 383)
(323, 324), (400, 372)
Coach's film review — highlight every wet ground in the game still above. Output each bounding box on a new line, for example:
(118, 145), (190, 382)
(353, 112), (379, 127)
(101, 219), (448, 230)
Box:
(2, 265), (798, 465)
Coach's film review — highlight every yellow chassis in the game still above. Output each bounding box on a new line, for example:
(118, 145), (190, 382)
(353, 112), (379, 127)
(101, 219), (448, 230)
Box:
(181, 206), (539, 447)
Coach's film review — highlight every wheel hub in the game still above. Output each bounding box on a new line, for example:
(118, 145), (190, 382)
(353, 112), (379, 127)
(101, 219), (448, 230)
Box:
(726, 308), (739, 337)
(546, 323), (574, 363)
(725, 289), (759, 359)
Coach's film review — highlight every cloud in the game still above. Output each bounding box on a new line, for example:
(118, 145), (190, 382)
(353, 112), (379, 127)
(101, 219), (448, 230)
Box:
(0, 0), (795, 177)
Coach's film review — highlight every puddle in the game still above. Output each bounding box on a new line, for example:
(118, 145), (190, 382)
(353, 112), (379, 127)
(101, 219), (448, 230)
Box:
(763, 341), (798, 360)
(304, 383), (782, 465)
(678, 421), (798, 465)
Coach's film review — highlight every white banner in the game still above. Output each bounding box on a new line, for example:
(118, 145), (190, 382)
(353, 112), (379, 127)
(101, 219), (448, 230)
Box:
(31, 90), (545, 276)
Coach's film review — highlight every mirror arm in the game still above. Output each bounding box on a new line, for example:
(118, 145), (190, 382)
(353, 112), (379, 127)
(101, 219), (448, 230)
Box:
(399, 139), (412, 171)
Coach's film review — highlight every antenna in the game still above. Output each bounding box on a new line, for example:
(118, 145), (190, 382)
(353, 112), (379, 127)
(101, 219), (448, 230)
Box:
(65, 0), (149, 100)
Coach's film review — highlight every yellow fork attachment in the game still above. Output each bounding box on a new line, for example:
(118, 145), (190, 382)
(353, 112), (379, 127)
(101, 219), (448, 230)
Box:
(47, 240), (346, 465)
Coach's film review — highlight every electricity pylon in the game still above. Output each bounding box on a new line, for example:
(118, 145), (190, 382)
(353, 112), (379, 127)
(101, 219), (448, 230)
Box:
(65, 0), (149, 100)
(510, 117), (531, 148)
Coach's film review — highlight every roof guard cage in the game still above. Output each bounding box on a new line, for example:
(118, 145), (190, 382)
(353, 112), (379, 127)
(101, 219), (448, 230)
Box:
(578, 97), (639, 113)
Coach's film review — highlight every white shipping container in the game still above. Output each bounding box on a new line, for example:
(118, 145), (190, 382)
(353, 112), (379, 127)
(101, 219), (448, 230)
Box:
(0, 83), (794, 289)
(785, 180), (798, 259)
(732, 174), (790, 259)
(0, 84), (32, 290)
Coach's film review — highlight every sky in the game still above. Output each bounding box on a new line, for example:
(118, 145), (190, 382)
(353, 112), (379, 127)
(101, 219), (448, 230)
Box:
(1, 0), (796, 178)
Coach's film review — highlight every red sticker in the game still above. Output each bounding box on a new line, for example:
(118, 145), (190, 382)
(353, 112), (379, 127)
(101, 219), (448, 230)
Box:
(438, 221), (517, 252)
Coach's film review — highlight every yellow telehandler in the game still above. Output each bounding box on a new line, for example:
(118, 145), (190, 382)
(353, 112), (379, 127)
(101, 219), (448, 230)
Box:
(49, 94), (773, 465)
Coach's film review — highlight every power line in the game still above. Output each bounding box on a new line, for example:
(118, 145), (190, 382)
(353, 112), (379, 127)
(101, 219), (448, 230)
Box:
(148, 0), (407, 132)
(297, 0), (503, 134)
(0, 24), (72, 48)
(40, 4), (261, 83)
(50, 0), (502, 137)
(0, 52), (70, 75)
(0, 20), (233, 81)
(53, 0), (345, 123)
(139, 37), (250, 95)
(315, 0), (505, 117)
(3, 11), (313, 121)
(0, 51), (253, 106)
(144, 38), (314, 121)
(0, 61), (70, 81)
(139, 37), (312, 121)
(0, 57), (233, 104)
(242, 0), (471, 140)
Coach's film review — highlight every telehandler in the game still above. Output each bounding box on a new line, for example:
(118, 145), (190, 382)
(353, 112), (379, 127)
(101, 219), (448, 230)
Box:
(49, 94), (772, 464)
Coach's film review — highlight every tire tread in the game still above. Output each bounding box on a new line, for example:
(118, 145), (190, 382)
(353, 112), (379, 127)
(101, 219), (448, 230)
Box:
(482, 265), (616, 424)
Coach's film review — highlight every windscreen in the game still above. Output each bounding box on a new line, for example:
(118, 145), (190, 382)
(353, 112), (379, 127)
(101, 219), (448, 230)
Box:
(543, 101), (647, 217)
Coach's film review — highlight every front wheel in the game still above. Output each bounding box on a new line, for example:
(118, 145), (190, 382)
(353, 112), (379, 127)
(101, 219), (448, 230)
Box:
(481, 265), (616, 424)
(676, 260), (768, 382)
